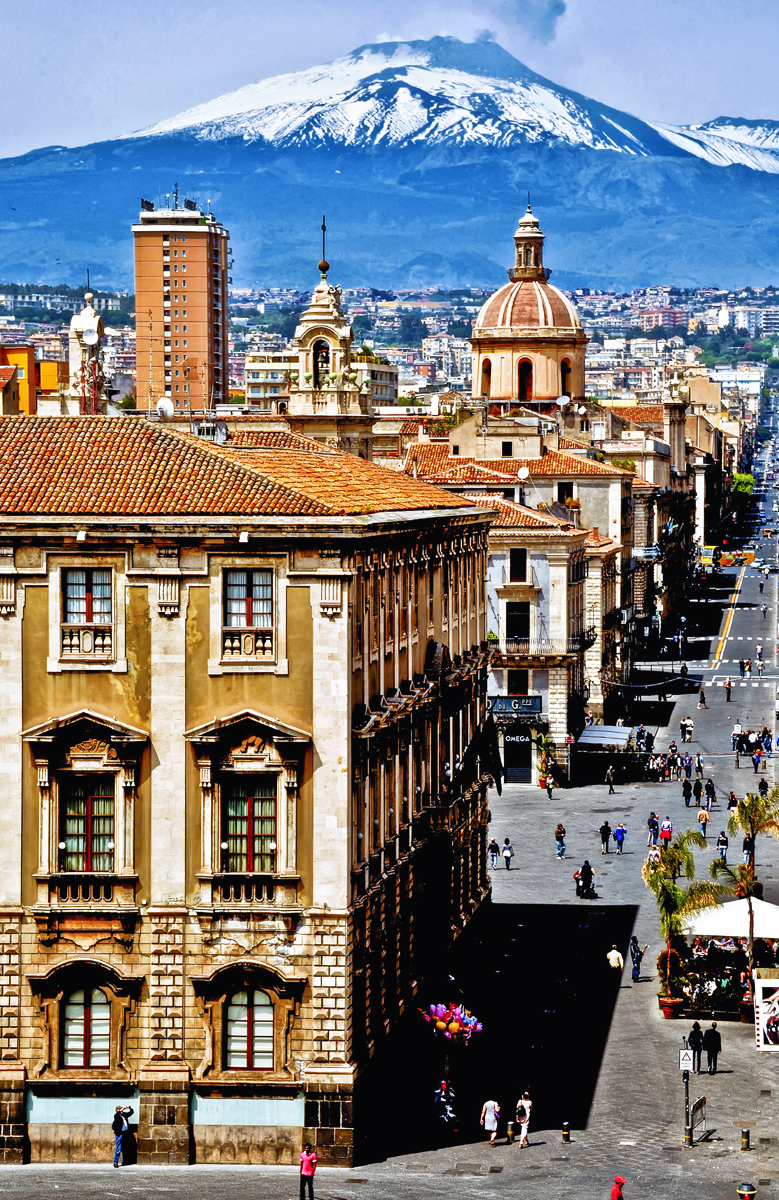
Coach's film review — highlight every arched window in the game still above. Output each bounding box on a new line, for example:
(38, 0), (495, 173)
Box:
(63, 987), (110, 1068)
(480, 358), (492, 398)
(518, 360), (533, 403)
(226, 989), (274, 1069)
(312, 339), (330, 389)
(560, 359), (572, 398)
(525, 246), (532, 266)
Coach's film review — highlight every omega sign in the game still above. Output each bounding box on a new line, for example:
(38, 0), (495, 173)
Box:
(504, 730), (532, 745)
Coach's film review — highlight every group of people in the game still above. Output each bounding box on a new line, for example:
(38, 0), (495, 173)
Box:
(685, 1021), (723, 1074)
(480, 1093), (532, 1147)
(731, 722), (773, 769)
(642, 747), (704, 783)
(488, 837), (514, 869)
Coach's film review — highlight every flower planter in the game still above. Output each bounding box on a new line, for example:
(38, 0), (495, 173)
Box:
(538, 776), (547, 789)
(658, 995), (684, 1019)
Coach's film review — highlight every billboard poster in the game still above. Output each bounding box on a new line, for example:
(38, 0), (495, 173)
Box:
(755, 972), (779, 1051)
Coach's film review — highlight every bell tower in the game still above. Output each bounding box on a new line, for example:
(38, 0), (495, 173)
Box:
(508, 203), (550, 282)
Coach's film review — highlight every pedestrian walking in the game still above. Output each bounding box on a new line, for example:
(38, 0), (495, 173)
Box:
(743, 833), (755, 865)
(758, 659), (765, 678)
(762, 603), (768, 619)
(576, 859), (594, 898)
(545, 776), (554, 800)
(488, 838), (500, 870)
(683, 752), (692, 778)
(300, 1143), (317, 1200)
(659, 816), (673, 848)
(739, 658), (745, 678)
(629, 936), (647, 982)
(694, 753), (704, 780)
(687, 1021), (704, 1074)
(704, 778), (716, 811)
(646, 811), (659, 846)
(612, 1177), (626, 1200)
(732, 721), (742, 752)
(756, 643), (763, 661)
(606, 944), (624, 971)
(697, 685), (707, 709)
(605, 764), (616, 794)
(682, 778), (692, 807)
(697, 808), (710, 838)
(480, 1098), (500, 1145)
(692, 778), (703, 807)
(501, 838), (514, 869)
(760, 579), (765, 594)
(753, 749), (762, 774)
(725, 676), (732, 702)
(716, 831), (728, 864)
(759, 777), (769, 799)
(702, 1022), (722, 1074)
(516, 1092), (532, 1147)
(599, 820), (612, 854)
(746, 658), (753, 679)
(111, 1105), (133, 1168)
(554, 823), (566, 859)
(727, 790), (738, 810)
(614, 822), (627, 854)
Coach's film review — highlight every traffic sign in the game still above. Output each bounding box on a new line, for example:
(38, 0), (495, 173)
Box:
(679, 1048), (693, 1070)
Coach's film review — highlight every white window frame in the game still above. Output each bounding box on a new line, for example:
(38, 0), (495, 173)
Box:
(207, 554), (288, 675)
(47, 553), (128, 674)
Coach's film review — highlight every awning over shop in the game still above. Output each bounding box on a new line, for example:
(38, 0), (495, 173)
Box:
(575, 726), (632, 748)
(683, 898), (779, 939)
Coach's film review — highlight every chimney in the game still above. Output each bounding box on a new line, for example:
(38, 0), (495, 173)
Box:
(412, 454), (418, 480)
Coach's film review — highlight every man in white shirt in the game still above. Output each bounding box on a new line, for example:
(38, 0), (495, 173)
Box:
(606, 945), (624, 971)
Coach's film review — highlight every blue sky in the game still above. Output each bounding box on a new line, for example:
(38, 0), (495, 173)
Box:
(1, 0), (776, 157)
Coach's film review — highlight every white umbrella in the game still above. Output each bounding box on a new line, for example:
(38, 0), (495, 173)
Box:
(683, 898), (779, 939)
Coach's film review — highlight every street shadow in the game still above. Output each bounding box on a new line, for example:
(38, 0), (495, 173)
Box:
(355, 901), (638, 1163)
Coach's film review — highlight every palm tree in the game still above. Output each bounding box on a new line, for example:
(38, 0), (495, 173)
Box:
(709, 859), (760, 1003)
(535, 733), (557, 778)
(643, 830), (720, 986)
(727, 790), (779, 872)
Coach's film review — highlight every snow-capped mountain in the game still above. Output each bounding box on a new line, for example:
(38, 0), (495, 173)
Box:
(123, 36), (684, 157)
(5, 36), (779, 289)
(651, 117), (779, 174)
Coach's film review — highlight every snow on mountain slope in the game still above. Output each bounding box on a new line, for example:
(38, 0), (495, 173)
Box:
(650, 119), (779, 173)
(122, 37), (674, 155)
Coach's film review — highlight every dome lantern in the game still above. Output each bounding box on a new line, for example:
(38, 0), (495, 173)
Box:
(508, 203), (550, 282)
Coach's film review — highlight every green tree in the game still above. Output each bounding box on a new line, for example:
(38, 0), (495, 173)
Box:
(708, 860), (760, 1002)
(399, 315), (428, 346)
(642, 830), (719, 982)
(732, 473), (755, 497)
(727, 790), (779, 873)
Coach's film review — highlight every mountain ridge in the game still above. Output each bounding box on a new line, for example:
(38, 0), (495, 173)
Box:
(3, 36), (779, 289)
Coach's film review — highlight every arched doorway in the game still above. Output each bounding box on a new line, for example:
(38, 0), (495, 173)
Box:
(518, 360), (533, 403)
(312, 339), (330, 389)
(560, 359), (572, 397)
(480, 358), (492, 398)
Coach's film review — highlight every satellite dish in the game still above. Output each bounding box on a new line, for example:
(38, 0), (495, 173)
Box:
(556, 396), (567, 406)
(82, 328), (99, 346)
(517, 466), (530, 480)
(157, 397), (175, 420)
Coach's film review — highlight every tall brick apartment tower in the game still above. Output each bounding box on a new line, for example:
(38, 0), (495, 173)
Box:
(133, 194), (230, 410)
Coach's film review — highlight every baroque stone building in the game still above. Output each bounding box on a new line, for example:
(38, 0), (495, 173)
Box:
(0, 416), (492, 1165)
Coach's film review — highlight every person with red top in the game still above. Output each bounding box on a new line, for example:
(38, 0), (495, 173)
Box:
(300, 1142), (317, 1200)
(611, 1175), (626, 1200)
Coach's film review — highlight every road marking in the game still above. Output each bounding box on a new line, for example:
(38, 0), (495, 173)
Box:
(714, 562), (747, 664)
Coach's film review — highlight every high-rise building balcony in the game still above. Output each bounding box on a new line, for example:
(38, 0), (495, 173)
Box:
(491, 626), (597, 664)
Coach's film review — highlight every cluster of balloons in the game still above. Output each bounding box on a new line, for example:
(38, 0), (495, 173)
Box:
(420, 1002), (483, 1043)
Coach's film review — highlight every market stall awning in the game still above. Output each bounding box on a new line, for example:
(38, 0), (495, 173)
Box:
(683, 898), (779, 939)
(576, 726), (632, 748)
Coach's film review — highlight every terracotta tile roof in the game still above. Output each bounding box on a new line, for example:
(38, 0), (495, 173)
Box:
(463, 493), (584, 535)
(403, 444), (630, 483)
(611, 405), (664, 428)
(558, 436), (589, 450)
(0, 417), (468, 517)
(0, 367), (16, 387)
(584, 527), (618, 548)
(227, 429), (337, 453)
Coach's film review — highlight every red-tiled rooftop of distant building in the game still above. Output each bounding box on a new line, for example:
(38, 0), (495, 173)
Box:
(610, 405), (664, 428)
(227, 429), (337, 453)
(402, 443), (631, 483)
(0, 367), (16, 386)
(462, 494), (585, 535)
(0, 417), (470, 518)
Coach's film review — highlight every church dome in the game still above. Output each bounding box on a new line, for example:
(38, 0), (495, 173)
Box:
(475, 279), (582, 333)
(474, 203), (582, 335)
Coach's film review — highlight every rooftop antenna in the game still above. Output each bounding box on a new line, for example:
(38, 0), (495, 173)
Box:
(322, 215), (326, 262)
(173, 182), (179, 209)
(86, 267), (90, 292)
(527, 190), (531, 209)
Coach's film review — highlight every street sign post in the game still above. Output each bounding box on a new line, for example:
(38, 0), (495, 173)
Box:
(679, 1048), (693, 1070)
